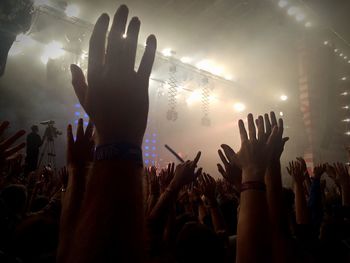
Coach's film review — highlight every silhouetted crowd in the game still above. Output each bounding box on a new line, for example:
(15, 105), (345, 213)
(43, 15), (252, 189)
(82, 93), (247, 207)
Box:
(0, 4), (349, 263)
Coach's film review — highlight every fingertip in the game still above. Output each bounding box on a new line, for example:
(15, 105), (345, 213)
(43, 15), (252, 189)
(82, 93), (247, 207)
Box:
(146, 34), (157, 49)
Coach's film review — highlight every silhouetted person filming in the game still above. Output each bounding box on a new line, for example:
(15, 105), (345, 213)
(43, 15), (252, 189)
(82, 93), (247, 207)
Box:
(25, 125), (42, 173)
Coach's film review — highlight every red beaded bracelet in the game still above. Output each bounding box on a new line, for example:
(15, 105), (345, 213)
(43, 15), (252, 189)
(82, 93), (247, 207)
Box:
(240, 181), (266, 193)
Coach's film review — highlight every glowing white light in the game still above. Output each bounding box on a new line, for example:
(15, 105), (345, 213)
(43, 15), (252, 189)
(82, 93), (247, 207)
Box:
(345, 131), (350, 136)
(162, 48), (173, 57)
(345, 56), (348, 59)
(296, 13), (305, 22)
(180, 57), (192, 63)
(65, 4), (80, 18)
(342, 77), (347, 80)
(341, 92), (348, 96)
(348, 60), (350, 63)
(324, 41), (329, 45)
(280, 95), (288, 101)
(186, 89), (201, 106)
(233, 103), (246, 112)
(340, 53), (344, 57)
(224, 74), (236, 81)
(287, 7), (298, 16)
(278, 0), (288, 8)
(122, 33), (127, 39)
(40, 41), (65, 65)
(343, 118), (350, 122)
(334, 49), (339, 53)
(279, 111), (284, 117)
(305, 22), (312, 27)
(209, 94), (218, 104)
(196, 59), (224, 76)
(343, 106), (349, 109)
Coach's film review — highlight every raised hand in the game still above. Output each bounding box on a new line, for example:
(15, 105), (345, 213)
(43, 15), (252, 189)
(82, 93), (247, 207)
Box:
(0, 121), (25, 168)
(260, 112), (289, 161)
(70, 5), (157, 147)
(159, 162), (175, 193)
(67, 118), (94, 168)
(168, 152), (201, 191)
(217, 144), (242, 188)
(286, 161), (305, 185)
(149, 166), (160, 195)
(237, 114), (279, 182)
(200, 173), (217, 204)
(333, 162), (350, 187)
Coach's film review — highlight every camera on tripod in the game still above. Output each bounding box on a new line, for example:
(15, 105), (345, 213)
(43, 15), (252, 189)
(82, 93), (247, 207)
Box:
(40, 120), (62, 141)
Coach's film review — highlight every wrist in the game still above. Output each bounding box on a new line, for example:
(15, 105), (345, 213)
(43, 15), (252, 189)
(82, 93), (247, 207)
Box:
(95, 130), (142, 148)
(241, 168), (265, 183)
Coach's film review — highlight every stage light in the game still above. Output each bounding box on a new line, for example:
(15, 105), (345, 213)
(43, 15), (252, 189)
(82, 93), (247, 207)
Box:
(345, 131), (350, 136)
(224, 75), (234, 81)
(340, 53), (344, 57)
(280, 95), (288, 101)
(278, 0), (288, 8)
(334, 49), (339, 52)
(342, 77), (347, 80)
(162, 48), (173, 57)
(233, 102), (246, 112)
(279, 111), (284, 117)
(348, 60), (350, 63)
(343, 118), (350, 122)
(341, 92), (348, 96)
(122, 33), (127, 39)
(324, 41), (329, 45)
(296, 13), (305, 22)
(305, 22), (312, 27)
(345, 56), (348, 59)
(40, 41), (65, 64)
(180, 57), (192, 63)
(287, 7), (298, 16)
(65, 4), (80, 18)
(186, 89), (201, 106)
(196, 59), (223, 76)
(343, 106), (349, 109)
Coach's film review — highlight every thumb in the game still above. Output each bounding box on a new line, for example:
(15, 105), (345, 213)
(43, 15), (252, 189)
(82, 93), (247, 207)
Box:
(70, 64), (87, 108)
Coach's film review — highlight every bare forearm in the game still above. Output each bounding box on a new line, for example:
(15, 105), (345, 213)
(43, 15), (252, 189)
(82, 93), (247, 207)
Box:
(294, 183), (309, 224)
(64, 160), (145, 263)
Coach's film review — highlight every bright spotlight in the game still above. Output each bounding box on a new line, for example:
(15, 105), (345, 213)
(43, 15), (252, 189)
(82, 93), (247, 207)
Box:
(40, 41), (65, 64)
(186, 89), (201, 106)
(162, 48), (173, 57)
(345, 131), (350, 136)
(324, 41), (329, 45)
(233, 103), (246, 112)
(65, 4), (80, 17)
(305, 22), (312, 28)
(122, 33), (127, 39)
(340, 53), (344, 57)
(279, 111), (284, 117)
(334, 49), (339, 53)
(280, 95), (288, 101)
(278, 0), (288, 8)
(224, 74), (236, 81)
(342, 77), (347, 81)
(287, 7), (298, 16)
(343, 118), (350, 122)
(341, 92), (348, 96)
(196, 59), (223, 76)
(180, 57), (192, 63)
(296, 13), (305, 22)
(343, 106), (349, 109)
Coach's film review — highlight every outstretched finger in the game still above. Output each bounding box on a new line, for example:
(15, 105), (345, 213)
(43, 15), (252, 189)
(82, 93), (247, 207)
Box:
(138, 34), (157, 82)
(270, 111), (277, 127)
(238, 119), (248, 143)
(88, 13), (110, 82)
(193, 151), (201, 166)
(218, 149), (229, 166)
(124, 17), (140, 70)
(257, 115), (265, 141)
(264, 113), (271, 136)
(0, 130), (25, 150)
(106, 5), (129, 68)
(221, 144), (239, 164)
(247, 114), (256, 141)
(84, 120), (94, 140)
(71, 64), (88, 108)
(76, 118), (84, 141)
(4, 142), (26, 158)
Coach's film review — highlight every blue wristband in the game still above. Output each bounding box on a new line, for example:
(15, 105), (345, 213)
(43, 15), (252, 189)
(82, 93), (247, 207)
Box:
(94, 143), (143, 166)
